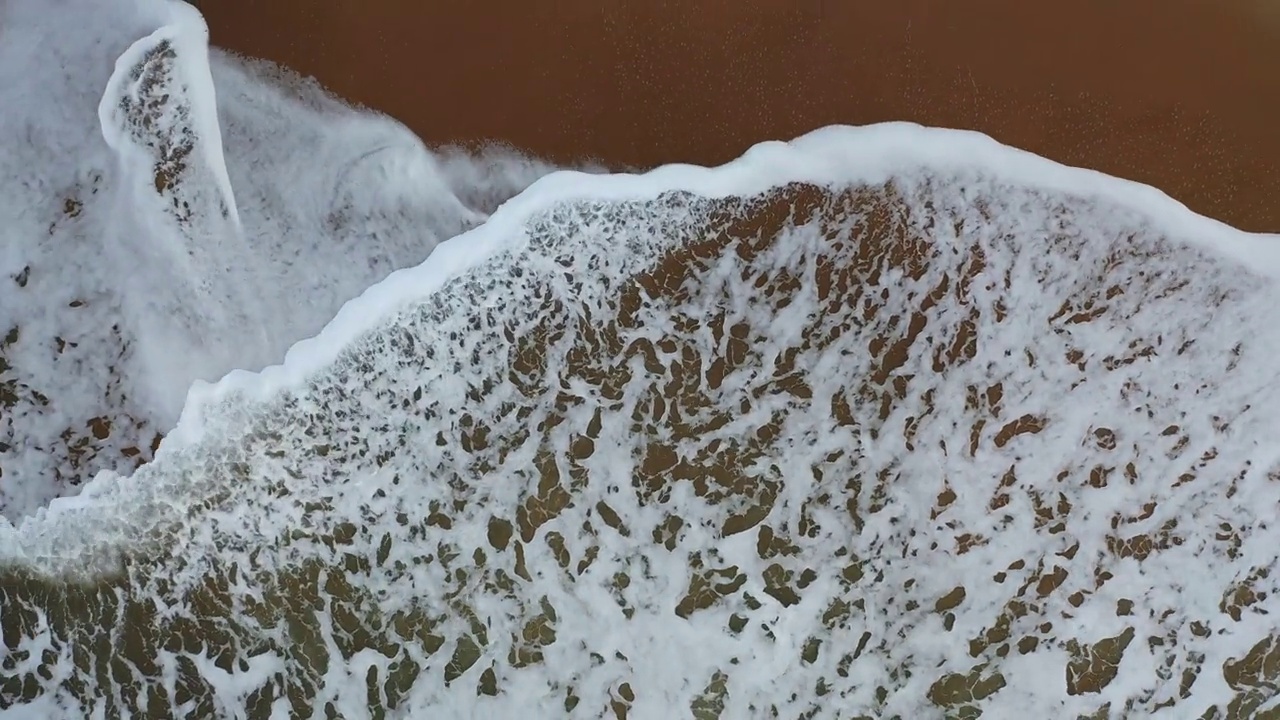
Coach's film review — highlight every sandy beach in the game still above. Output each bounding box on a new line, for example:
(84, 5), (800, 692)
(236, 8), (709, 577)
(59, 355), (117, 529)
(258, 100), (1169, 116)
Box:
(199, 0), (1280, 231)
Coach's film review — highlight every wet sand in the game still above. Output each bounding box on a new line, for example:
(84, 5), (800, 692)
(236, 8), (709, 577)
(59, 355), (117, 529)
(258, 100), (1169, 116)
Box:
(199, 0), (1280, 232)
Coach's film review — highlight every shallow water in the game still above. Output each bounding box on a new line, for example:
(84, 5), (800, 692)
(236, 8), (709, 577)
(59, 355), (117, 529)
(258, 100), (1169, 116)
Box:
(199, 0), (1280, 232)
(7, 175), (1280, 718)
(4, 1), (1280, 718)
(0, 0), (562, 519)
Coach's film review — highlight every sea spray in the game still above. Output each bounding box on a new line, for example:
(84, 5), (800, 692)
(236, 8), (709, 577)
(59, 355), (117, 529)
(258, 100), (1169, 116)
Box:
(98, 15), (273, 427)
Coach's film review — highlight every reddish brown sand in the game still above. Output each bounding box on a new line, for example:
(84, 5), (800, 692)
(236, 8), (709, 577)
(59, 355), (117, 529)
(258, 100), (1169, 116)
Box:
(200, 1), (1280, 232)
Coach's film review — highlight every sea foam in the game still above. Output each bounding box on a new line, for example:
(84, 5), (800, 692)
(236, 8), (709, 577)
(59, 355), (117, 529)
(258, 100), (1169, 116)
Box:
(3, 0), (1280, 718)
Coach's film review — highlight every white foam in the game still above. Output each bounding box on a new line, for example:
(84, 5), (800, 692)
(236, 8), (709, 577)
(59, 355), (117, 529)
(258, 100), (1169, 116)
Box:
(159, 120), (1279, 452)
(4, 0), (1280, 717)
(0, 0), (564, 518)
(6, 121), (1276, 713)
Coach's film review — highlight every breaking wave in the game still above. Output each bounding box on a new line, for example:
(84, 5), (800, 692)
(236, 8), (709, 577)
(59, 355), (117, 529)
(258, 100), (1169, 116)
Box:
(0, 0), (565, 518)
(4, 1), (1280, 719)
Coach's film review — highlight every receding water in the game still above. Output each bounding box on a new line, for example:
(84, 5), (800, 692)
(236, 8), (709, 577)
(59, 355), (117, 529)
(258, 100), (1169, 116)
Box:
(6, 172), (1280, 717)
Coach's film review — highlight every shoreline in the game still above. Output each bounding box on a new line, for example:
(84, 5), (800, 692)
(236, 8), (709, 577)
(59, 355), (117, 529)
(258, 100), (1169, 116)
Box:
(199, 0), (1280, 232)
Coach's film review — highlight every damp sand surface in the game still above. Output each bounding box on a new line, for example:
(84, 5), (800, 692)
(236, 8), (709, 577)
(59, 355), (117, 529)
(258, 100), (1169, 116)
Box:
(200, 0), (1280, 231)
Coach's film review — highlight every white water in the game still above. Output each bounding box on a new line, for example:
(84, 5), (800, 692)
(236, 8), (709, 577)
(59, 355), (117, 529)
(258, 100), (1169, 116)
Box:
(0, 0), (564, 518)
(4, 1), (1280, 718)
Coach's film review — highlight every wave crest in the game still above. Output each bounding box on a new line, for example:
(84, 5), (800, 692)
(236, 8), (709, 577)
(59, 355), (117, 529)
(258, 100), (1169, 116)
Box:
(5, 154), (1280, 717)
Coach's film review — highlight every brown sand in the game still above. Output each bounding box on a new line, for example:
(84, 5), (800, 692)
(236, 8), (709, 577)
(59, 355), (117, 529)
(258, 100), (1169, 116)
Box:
(199, 0), (1280, 232)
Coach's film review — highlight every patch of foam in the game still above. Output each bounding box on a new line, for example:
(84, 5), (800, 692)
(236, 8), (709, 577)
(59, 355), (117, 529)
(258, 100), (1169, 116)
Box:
(159, 120), (1280, 451)
(5, 1), (1280, 718)
(0, 0), (564, 519)
(98, 12), (275, 425)
(3, 136), (1280, 717)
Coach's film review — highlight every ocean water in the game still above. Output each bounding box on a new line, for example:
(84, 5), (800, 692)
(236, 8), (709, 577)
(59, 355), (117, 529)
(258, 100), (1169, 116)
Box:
(0, 0), (568, 518)
(4, 1), (1280, 719)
